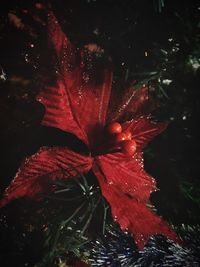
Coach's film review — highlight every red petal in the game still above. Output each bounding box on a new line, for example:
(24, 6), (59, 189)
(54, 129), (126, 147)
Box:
(37, 12), (113, 147)
(37, 12), (87, 142)
(100, 183), (181, 249)
(122, 116), (168, 150)
(47, 11), (77, 80)
(94, 153), (156, 203)
(108, 86), (157, 123)
(93, 158), (181, 249)
(65, 68), (113, 149)
(37, 80), (87, 143)
(0, 147), (92, 207)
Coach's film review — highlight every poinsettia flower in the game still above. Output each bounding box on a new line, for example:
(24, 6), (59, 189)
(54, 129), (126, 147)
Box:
(0, 11), (181, 249)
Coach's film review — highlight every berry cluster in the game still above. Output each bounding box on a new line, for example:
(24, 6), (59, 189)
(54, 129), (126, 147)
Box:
(107, 122), (137, 156)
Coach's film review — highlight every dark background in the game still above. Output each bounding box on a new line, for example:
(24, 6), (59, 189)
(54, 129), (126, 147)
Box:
(0, 0), (200, 266)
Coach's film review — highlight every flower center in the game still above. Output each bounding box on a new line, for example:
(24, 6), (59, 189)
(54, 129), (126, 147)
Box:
(92, 122), (137, 157)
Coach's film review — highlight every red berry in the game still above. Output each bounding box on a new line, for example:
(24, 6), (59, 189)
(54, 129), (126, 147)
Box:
(115, 132), (127, 143)
(107, 122), (122, 134)
(122, 140), (137, 156)
(123, 131), (132, 140)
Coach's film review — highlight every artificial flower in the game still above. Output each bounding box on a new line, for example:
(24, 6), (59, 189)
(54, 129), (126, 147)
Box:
(0, 11), (181, 249)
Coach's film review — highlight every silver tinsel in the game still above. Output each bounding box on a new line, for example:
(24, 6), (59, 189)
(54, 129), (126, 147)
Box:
(86, 224), (200, 267)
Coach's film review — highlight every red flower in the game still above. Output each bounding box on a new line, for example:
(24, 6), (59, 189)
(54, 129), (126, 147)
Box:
(0, 12), (181, 249)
